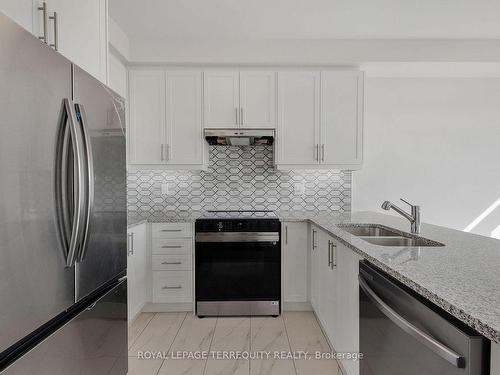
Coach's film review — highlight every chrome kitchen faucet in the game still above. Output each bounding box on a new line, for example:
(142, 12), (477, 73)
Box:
(382, 198), (421, 234)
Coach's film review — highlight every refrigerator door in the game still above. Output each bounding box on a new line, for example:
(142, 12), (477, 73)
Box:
(0, 14), (75, 353)
(72, 66), (127, 300)
(3, 279), (128, 375)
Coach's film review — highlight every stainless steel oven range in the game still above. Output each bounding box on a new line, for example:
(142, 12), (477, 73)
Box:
(195, 210), (281, 317)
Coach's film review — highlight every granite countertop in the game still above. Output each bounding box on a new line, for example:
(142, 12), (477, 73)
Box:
(127, 209), (500, 343)
(283, 210), (500, 344)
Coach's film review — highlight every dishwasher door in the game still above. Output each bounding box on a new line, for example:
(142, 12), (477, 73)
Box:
(359, 261), (489, 375)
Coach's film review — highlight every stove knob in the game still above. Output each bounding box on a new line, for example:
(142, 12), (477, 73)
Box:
(217, 222), (223, 231)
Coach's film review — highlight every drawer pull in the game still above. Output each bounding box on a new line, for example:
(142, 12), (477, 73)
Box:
(162, 285), (182, 290)
(161, 229), (183, 232)
(161, 261), (182, 265)
(161, 245), (182, 248)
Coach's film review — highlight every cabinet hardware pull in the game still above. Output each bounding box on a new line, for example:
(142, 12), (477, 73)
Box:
(331, 242), (337, 268)
(327, 240), (332, 268)
(240, 108), (243, 125)
(162, 285), (182, 290)
(321, 144), (325, 162)
(285, 225), (288, 244)
(312, 229), (317, 249)
(235, 108), (238, 125)
(128, 233), (134, 256)
(38, 2), (48, 44)
(166, 144), (170, 161)
(161, 261), (182, 265)
(161, 245), (182, 249)
(160, 144), (164, 162)
(49, 11), (58, 50)
(315, 144), (319, 160)
(161, 229), (182, 232)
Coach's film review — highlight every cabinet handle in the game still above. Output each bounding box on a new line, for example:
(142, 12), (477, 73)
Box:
(321, 144), (325, 162)
(240, 108), (243, 125)
(161, 261), (182, 265)
(161, 245), (182, 249)
(166, 144), (170, 161)
(162, 285), (182, 290)
(128, 233), (134, 256)
(161, 229), (182, 232)
(235, 108), (238, 125)
(315, 144), (319, 160)
(49, 11), (58, 51)
(285, 225), (288, 244)
(327, 240), (332, 268)
(160, 144), (164, 162)
(38, 2), (48, 44)
(312, 229), (317, 250)
(331, 242), (337, 269)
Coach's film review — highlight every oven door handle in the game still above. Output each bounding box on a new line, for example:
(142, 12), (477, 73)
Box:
(196, 232), (280, 243)
(358, 275), (465, 368)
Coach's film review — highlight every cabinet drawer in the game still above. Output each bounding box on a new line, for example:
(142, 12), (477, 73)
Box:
(152, 238), (192, 255)
(152, 223), (192, 238)
(153, 271), (192, 303)
(152, 255), (192, 271)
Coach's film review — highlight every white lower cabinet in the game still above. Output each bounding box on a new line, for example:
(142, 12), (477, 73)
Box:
(151, 222), (194, 305)
(310, 226), (362, 375)
(127, 223), (148, 321)
(282, 221), (309, 304)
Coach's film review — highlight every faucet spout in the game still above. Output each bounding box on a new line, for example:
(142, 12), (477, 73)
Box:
(381, 199), (421, 234)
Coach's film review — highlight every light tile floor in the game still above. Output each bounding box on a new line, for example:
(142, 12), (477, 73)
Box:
(128, 312), (340, 375)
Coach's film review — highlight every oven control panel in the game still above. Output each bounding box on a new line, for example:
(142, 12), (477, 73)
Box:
(195, 219), (281, 232)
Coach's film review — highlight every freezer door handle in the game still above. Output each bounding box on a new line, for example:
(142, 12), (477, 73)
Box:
(358, 274), (465, 368)
(54, 99), (86, 268)
(74, 103), (94, 263)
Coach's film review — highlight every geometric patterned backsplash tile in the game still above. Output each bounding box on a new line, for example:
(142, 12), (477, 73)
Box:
(127, 145), (352, 213)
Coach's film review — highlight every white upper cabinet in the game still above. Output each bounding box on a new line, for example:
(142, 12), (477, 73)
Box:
(203, 70), (277, 129)
(277, 71), (320, 165)
(321, 71), (363, 166)
(128, 70), (166, 165)
(239, 71), (277, 128)
(165, 71), (203, 165)
(46, 0), (107, 83)
(203, 71), (240, 128)
(276, 69), (363, 170)
(128, 69), (205, 168)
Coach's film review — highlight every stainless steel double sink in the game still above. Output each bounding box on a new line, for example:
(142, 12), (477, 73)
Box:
(338, 224), (445, 247)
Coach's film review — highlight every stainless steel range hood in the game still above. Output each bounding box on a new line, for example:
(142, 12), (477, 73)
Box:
(204, 129), (274, 146)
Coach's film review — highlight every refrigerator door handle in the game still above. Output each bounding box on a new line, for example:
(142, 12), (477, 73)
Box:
(74, 103), (94, 262)
(55, 99), (86, 268)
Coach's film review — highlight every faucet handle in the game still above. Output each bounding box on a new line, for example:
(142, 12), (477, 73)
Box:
(400, 198), (416, 207)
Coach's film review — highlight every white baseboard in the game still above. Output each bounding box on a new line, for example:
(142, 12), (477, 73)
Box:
(142, 302), (193, 312)
(128, 302), (148, 325)
(283, 301), (312, 311)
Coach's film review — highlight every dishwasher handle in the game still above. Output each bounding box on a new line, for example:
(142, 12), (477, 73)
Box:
(358, 275), (465, 368)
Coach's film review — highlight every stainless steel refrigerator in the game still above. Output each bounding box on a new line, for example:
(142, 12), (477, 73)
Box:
(0, 14), (128, 374)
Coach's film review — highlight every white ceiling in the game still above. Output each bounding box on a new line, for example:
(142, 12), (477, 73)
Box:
(110, 0), (500, 41)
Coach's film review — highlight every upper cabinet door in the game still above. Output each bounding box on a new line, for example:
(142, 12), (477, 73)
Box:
(165, 71), (203, 165)
(320, 71), (363, 166)
(277, 71), (320, 165)
(239, 71), (277, 128)
(128, 70), (166, 165)
(41, 0), (107, 83)
(203, 71), (240, 128)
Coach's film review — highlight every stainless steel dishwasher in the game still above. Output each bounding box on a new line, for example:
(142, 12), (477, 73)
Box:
(359, 261), (489, 375)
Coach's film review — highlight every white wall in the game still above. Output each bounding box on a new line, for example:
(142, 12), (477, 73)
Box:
(0, 0), (33, 32)
(353, 76), (500, 238)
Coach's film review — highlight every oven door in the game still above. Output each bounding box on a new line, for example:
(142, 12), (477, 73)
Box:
(195, 235), (280, 302)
